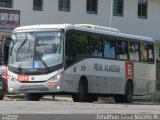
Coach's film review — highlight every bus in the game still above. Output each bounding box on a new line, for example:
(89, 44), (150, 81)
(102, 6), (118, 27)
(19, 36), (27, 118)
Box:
(3, 24), (156, 102)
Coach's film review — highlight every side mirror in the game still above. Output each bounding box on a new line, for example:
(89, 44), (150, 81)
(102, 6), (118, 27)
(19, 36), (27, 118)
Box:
(1, 37), (12, 66)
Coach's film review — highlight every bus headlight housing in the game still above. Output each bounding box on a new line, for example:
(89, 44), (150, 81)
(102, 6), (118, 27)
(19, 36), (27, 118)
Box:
(8, 76), (17, 82)
(49, 74), (61, 81)
(47, 74), (61, 87)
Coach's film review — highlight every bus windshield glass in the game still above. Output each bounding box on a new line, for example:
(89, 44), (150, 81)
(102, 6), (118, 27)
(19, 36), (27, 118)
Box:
(9, 31), (63, 69)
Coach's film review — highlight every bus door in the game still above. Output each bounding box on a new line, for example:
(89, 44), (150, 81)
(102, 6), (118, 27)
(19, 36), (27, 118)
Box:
(2, 37), (12, 66)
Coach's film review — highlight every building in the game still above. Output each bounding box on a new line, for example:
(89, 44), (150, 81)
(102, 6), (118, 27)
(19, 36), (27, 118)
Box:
(0, 0), (159, 54)
(0, 0), (159, 59)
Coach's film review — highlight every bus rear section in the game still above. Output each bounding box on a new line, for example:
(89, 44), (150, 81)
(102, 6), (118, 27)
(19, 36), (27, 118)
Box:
(63, 28), (156, 103)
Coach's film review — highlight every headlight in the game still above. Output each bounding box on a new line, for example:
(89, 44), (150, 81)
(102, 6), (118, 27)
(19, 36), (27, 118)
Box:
(49, 74), (61, 81)
(47, 74), (61, 87)
(9, 87), (14, 91)
(8, 76), (17, 82)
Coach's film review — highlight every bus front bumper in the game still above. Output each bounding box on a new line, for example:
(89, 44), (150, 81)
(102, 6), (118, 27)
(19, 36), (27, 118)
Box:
(8, 78), (63, 94)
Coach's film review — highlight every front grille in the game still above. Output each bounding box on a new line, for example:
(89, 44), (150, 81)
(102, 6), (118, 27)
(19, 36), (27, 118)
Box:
(19, 85), (49, 92)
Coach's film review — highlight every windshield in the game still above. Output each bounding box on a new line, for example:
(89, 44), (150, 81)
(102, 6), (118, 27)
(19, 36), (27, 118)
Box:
(9, 31), (63, 70)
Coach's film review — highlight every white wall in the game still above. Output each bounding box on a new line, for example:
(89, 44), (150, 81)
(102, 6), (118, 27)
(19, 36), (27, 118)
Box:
(13, 0), (111, 26)
(11, 0), (160, 58)
(12, 0), (160, 40)
(112, 0), (160, 41)
(13, 0), (57, 25)
(111, 0), (160, 59)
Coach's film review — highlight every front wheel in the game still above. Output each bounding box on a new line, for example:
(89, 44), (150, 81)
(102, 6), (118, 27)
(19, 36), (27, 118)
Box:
(72, 80), (89, 102)
(0, 94), (4, 100)
(52, 95), (55, 99)
(25, 93), (43, 101)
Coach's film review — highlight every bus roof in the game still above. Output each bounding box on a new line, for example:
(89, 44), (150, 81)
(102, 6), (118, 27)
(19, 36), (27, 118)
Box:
(13, 24), (154, 42)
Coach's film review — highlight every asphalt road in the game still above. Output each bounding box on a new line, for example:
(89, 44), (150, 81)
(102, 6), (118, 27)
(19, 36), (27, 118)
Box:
(0, 101), (160, 114)
(0, 95), (160, 114)
(0, 96), (160, 120)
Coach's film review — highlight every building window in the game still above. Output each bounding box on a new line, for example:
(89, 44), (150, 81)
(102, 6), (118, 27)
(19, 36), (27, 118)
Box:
(33, 0), (43, 11)
(0, 0), (13, 8)
(113, 0), (124, 17)
(86, 0), (98, 14)
(58, 0), (70, 12)
(138, 0), (148, 19)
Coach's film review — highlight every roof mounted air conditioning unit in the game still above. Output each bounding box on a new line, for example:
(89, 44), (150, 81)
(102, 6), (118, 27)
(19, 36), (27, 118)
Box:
(75, 24), (120, 32)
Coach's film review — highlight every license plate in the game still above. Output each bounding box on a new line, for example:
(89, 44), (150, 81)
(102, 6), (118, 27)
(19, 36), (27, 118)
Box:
(18, 75), (29, 82)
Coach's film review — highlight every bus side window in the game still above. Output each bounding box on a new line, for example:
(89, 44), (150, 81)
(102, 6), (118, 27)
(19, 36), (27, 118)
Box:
(140, 42), (148, 62)
(128, 41), (139, 61)
(116, 40), (128, 60)
(90, 34), (102, 57)
(77, 32), (89, 56)
(147, 43), (154, 63)
(65, 30), (76, 67)
(103, 38), (116, 59)
(140, 42), (154, 63)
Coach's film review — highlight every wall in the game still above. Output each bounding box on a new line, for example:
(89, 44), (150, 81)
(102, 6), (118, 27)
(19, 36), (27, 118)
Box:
(111, 0), (160, 58)
(12, 0), (160, 41)
(10, 0), (160, 59)
(13, 0), (111, 26)
(112, 0), (160, 40)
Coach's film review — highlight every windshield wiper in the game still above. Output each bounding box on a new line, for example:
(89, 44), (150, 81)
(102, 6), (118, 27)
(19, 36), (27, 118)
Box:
(36, 53), (50, 72)
(16, 39), (27, 60)
(16, 39), (28, 72)
(34, 37), (50, 72)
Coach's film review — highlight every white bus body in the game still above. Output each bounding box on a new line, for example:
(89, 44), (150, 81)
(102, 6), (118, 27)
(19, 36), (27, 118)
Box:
(7, 24), (155, 102)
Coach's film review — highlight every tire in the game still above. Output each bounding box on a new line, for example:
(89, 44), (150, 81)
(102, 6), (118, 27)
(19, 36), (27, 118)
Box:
(114, 81), (133, 103)
(0, 94), (4, 100)
(114, 95), (124, 103)
(124, 81), (133, 103)
(0, 86), (5, 100)
(25, 93), (43, 101)
(52, 95), (55, 99)
(0, 80), (5, 100)
(88, 94), (98, 102)
(72, 79), (89, 102)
